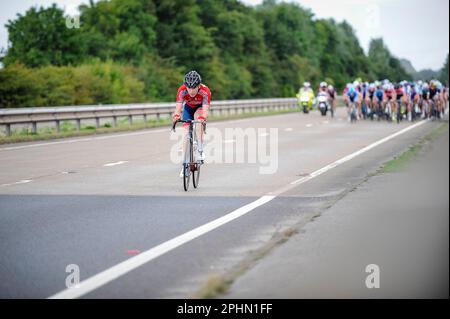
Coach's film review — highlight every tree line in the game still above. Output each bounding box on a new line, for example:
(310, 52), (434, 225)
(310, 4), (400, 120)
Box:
(0, 0), (447, 108)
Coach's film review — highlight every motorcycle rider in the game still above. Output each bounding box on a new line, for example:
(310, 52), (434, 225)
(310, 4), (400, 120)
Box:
(297, 82), (315, 113)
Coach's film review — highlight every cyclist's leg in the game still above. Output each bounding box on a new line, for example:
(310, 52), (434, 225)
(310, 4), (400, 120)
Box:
(405, 95), (410, 120)
(373, 97), (378, 114)
(181, 105), (196, 162)
(357, 94), (362, 118)
(346, 98), (352, 120)
(193, 107), (205, 153)
(439, 94), (444, 114)
(383, 96), (388, 115)
(392, 97), (398, 117)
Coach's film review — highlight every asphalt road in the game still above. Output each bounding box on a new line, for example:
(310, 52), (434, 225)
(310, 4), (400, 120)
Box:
(0, 107), (447, 298)
(225, 124), (449, 298)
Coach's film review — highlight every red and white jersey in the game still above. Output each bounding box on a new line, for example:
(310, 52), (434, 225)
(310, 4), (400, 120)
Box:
(176, 84), (211, 107)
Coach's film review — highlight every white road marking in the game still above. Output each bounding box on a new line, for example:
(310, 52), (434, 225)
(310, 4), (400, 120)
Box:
(48, 195), (276, 299)
(224, 139), (235, 144)
(289, 120), (428, 186)
(103, 161), (128, 167)
(0, 129), (167, 152)
(259, 133), (269, 137)
(15, 179), (33, 184)
(284, 128), (293, 132)
(48, 119), (429, 299)
(322, 121), (329, 124)
(0, 179), (33, 187)
(306, 124), (313, 127)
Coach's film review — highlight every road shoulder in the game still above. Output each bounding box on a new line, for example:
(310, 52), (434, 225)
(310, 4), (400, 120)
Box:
(223, 123), (449, 298)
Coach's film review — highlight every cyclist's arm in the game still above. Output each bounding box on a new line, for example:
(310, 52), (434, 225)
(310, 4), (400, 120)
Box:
(201, 87), (212, 119)
(175, 102), (183, 115)
(174, 86), (185, 118)
(202, 104), (210, 119)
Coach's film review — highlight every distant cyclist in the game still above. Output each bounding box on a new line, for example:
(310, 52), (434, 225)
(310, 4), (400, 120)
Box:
(172, 71), (211, 176)
(346, 84), (359, 122)
(327, 84), (337, 115)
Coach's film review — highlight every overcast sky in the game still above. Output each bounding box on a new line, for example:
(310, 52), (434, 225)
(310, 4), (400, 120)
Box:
(1, 0), (448, 71)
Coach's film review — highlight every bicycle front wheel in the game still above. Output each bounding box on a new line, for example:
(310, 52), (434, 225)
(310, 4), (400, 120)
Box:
(183, 163), (190, 191)
(192, 163), (200, 188)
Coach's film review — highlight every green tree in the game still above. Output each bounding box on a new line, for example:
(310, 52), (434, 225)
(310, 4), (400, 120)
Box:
(3, 4), (84, 67)
(368, 38), (409, 81)
(438, 54), (449, 85)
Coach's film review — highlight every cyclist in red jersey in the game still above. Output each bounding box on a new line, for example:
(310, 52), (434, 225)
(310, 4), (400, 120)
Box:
(172, 71), (211, 174)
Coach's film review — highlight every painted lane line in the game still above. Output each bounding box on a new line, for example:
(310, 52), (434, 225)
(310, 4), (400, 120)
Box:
(48, 195), (275, 299)
(103, 161), (128, 167)
(0, 179), (33, 187)
(289, 120), (428, 186)
(306, 124), (313, 128)
(0, 129), (168, 152)
(48, 119), (428, 299)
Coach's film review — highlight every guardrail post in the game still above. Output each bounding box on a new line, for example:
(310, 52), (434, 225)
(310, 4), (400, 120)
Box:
(76, 119), (81, 131)
(96, 118), (100, 129)
(5, 124), (11, 137)
(112, 116), (117, 127)
(55, 120), (60, 133)
(32, 122), (37, 134)
(128, 115), (133, 126)
(143, 114), (147, 123)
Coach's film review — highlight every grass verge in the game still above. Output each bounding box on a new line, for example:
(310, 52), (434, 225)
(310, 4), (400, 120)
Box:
(380, 122), (448, 173)
(193, 227), (300, 299)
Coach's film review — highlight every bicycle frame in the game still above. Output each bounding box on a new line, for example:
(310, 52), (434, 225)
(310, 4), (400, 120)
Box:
(172, 119), (206, 191)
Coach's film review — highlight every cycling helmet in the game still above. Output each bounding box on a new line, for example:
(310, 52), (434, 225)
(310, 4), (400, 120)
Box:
(320, 81), (327, 88)
(304, 82), (311, 88)
(328, 85), (334, 90)
(430, 80), (437, 88)
(348, 85), (356, 94)
(184, 70), (202, 88)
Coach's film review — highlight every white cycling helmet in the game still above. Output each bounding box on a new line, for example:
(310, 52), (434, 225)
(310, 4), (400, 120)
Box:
(327, 84), (334, 90)
(304, 82), (311, 88)
(320, 81), (327, 88)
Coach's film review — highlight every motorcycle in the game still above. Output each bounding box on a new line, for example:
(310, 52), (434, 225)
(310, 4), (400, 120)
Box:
(317, 93), (329, 116)
(297, 92), (312, 114)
